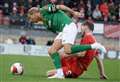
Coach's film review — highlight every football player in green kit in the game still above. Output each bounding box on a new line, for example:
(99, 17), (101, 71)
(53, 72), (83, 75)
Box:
(28, 2), (106, 79)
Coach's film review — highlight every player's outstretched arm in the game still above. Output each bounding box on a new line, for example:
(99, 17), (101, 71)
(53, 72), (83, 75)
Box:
(40, 4), (81, 17)
(38, 4), (81, 18)
(56, 5), (81, 17)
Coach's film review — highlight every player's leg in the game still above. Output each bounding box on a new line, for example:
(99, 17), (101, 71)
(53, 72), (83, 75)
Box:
(63, 44), (92, 54)
(47, 53), (84, 79)
(47, 69), (57, 77)
(47, 53), (68, 79)
(59, 56), (84, 78)
(62, 22), (106, 54)
(95, 55), (108, 79)
(48, 39), (65, 79)
(48, 39), (63, 69)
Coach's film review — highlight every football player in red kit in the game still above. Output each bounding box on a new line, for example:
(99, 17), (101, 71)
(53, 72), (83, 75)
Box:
(47, 21), (107, 79)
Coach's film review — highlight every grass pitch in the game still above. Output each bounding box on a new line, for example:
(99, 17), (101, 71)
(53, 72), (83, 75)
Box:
(0, 55), (120, 82)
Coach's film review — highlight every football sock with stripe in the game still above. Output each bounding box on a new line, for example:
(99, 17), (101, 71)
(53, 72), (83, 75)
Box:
(51, 52), (61, 69)
(71, 44), (92, 54)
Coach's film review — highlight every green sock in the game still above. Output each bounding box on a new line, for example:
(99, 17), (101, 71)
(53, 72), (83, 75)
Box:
(71, 44), (92, 54)
(51, 52), (61, 69)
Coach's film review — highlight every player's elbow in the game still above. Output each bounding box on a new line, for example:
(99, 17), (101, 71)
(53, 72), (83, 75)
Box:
(64, 47), (71, 54)
(48, 47), (57, 55)
(63, 44), (72, 54)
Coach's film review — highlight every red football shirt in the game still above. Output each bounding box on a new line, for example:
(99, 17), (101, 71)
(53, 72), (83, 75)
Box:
(61, 33), (98, 77)
(78, 33), (97, 70)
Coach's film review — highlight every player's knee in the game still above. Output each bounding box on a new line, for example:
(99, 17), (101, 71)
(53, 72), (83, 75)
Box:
(48, 48), (52, 55)
(48, 47), (56, 55)
(64, 49), (71, 54)
(64, 44), (72, 54)
(64, 47), (71, 54)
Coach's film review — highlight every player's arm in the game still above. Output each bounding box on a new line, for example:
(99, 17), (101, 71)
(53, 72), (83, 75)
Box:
(56, 5), (81, 17)
(95, 55), (107, 79)
(40, 4), (80, 17)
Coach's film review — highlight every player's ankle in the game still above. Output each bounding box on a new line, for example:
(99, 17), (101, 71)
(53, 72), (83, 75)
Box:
(57, 68), (64, 76)
(100, 75), (108, 80)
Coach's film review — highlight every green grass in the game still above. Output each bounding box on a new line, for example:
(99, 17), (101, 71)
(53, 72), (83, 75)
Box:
(0, 55), (120, 82)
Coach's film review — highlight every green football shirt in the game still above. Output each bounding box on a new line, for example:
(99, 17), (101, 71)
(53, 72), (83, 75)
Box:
(39, 4), (72, 33)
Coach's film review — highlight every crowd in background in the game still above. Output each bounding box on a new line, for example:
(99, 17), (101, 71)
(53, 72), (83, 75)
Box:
(0, 0), (119, 27)
(67, 0), (120, 22)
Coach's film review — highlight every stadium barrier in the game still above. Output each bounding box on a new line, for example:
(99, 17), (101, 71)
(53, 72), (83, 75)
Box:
(0, 43), (49, 56)
(0, 43), (120, 59)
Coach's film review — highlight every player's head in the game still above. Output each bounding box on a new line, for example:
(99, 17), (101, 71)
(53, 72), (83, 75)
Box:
(27, 7), (43, 23)
(81, 21), (94, 33)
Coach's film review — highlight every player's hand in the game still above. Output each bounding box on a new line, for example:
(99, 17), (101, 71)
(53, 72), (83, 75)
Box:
(28, 7), (39, 13)
(73, 11), (81, 18)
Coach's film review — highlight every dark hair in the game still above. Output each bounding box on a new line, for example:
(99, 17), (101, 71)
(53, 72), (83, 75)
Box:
(82, 21), (94, 31)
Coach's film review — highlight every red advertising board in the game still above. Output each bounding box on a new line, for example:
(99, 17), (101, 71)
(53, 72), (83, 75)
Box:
(104, 24), (120, 39)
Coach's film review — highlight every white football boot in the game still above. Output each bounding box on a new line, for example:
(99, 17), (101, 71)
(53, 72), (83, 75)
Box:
(91, 42), (107, 53)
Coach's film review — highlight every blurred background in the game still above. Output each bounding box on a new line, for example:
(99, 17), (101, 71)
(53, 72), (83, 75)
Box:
(0, 0), (119, 59)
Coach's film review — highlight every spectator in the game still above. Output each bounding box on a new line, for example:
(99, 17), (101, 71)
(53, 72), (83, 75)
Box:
(46, 40), (53, 46)
(118, 4), (120, 21)
(13, 2), (18, 9)
(19, 33), (27, 44)
(114, 0), (120, 5)
(0, 10), (3, 24)
(28, 0), (33, 8)
(100, 1), (109, 22)
(0, 9), (3, 17)
(77, 0), (85, 9)
(91, 0), (101, 11)
(27, 37), (36, 45)
(10, 4), (19, 25)
(3, 16), (10, 25)
(0, 0), (4, 8)
(4, 2), (9, 15)
(78, 7), (85, 20)
(92, 5), (102, 21)
(59, 0), (64, 5)
(109, 1), (117, 21)
(86, 0), (92, 18)
(18, 5), (26, 26)
(18, 5), (26, 14)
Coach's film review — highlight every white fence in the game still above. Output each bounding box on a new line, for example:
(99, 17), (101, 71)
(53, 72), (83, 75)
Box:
(0, 43), (120, 59)
(0, 43), (49, 56)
